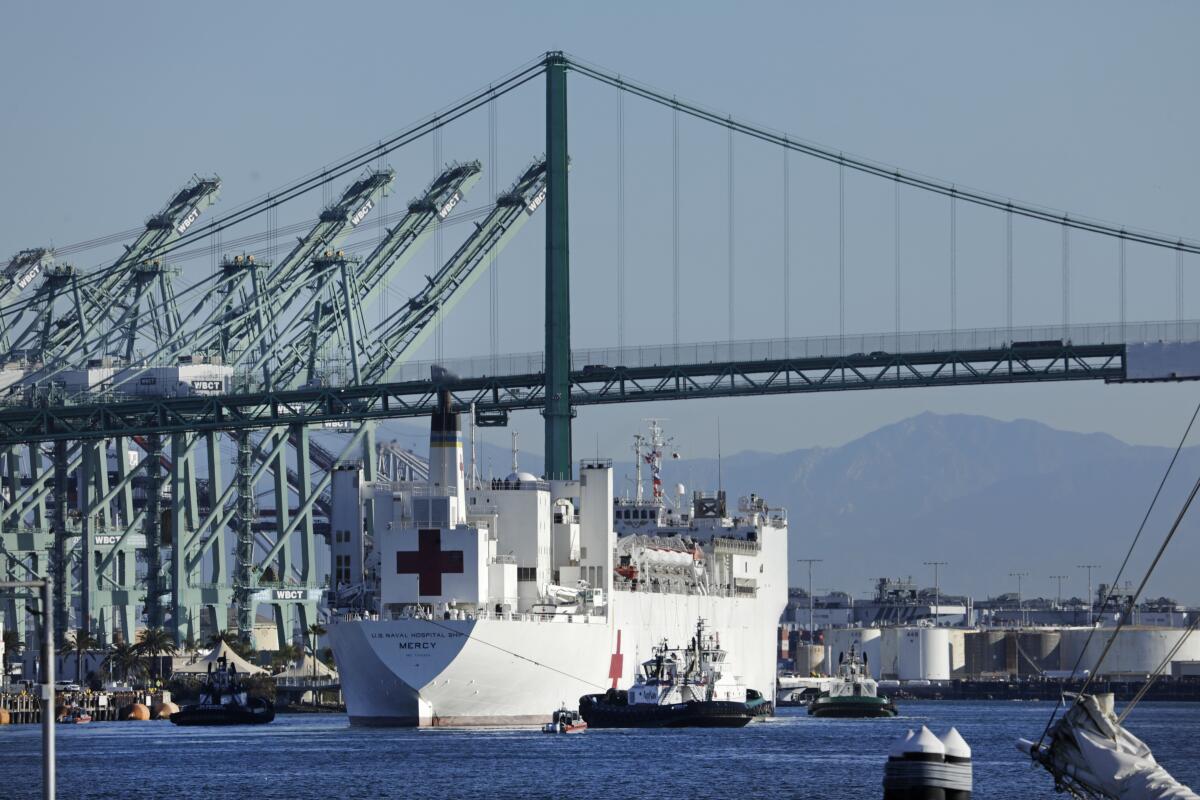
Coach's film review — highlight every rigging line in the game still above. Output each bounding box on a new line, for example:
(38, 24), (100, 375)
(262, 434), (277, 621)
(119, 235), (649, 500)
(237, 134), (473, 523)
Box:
(1035, 392), (1200, 749)
(1118, 612), (1200, 723)
(1062, 222), (1070, 333)
(408, 614), (607, 690)
(563, 57), (1200, 255)
(433, 123), (443, 365)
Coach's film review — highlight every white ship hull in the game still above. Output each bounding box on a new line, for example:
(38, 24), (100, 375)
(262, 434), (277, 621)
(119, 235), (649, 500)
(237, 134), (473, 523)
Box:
(329, 589), (784, 726)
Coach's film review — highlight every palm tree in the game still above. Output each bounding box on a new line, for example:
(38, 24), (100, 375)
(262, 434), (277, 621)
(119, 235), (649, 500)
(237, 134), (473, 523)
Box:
(136, 627), (178, 682)
(306, 622), (328, 707)
(104, 640), (142, 686)
(69, 628), (100, 685)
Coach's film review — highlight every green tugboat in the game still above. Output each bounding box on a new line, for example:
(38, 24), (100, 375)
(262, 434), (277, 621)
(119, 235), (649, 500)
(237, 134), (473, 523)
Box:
(808, 645), (898, 718)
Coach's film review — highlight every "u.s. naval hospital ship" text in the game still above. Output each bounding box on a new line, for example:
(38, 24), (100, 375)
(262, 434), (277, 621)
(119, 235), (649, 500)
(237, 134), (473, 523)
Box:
(326, 391), (789, 726)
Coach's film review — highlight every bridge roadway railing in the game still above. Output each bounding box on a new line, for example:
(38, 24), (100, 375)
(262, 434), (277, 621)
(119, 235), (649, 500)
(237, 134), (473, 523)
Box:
(381, 319), (1200, 383)
(0, 319), (1192, 445)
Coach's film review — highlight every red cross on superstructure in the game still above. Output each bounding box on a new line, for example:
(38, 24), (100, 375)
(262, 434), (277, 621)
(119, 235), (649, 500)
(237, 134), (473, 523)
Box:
(396, 529), (464, 596)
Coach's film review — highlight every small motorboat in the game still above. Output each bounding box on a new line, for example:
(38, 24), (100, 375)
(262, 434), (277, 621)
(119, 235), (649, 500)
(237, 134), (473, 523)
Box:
(808, 645), (898, 718)
(579, 619), (761, 729)
(542, 705), (587, 733)
(170, 656), (274, 726)
(61, 707), (92, 724)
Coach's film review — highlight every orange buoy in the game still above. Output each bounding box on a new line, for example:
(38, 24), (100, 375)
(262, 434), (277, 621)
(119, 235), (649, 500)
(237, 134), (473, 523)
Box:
(120, 703), (151, 721)
(0, 709), (11, 725)
(153, 701), (180, 720)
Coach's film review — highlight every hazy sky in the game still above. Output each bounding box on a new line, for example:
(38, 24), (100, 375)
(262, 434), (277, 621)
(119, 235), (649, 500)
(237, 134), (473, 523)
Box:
(3, 1), (1199, 464)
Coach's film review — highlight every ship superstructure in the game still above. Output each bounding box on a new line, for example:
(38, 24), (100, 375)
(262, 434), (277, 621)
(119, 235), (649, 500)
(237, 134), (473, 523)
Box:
(326, 399), (789, 726)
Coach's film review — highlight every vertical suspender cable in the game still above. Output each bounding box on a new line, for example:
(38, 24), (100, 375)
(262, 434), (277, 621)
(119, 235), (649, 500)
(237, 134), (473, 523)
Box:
(727, 119), (735, 346)
(1177, 246), (1185, 326)
(1062, 222), (1070, 334)
(783, 143), (791, 349)
(839, 159), (845, 350)
(433, 123), (444, 364)
(489, 93), (499, 369)
(1006, 208), (1014, 336)
(894, 177), (901, 337)
(1120, 234), (1127, 336)
(950, 188), (957, 335)
(617, 85), (626, 352)
(673, 102), (680, 353)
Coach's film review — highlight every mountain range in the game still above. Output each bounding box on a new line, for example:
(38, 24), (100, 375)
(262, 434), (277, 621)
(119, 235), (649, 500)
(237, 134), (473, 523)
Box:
(380, 412), (1200, 603)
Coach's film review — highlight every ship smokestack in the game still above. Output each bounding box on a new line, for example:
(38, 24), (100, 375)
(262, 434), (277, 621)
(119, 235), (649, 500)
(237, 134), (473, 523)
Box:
(428, 386), (465, 521)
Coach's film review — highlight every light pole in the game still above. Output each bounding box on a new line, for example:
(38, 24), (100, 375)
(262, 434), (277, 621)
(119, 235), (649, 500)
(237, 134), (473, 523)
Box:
(1077, 564), (1100, 626)
(1050, 575), (1068, 610)
(1, 578), (53, 800)
(924, 561), (947, 626)
(797, 559), (822, 642)
(1010, 571), (1028, 627)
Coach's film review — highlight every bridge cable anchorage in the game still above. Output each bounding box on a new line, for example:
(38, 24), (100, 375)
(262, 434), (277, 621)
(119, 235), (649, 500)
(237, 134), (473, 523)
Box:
(616, 81), (626, 352)
(1035, 395), (1200, 751)
(560, 53), (1200, 255)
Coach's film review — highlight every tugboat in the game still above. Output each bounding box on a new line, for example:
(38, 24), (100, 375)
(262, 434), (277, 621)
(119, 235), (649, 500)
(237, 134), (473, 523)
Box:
(579, 620), (760, 728)
(808, 645), (898, 718)
(542, 705), (587, 733)
(170, 656), (275, 726)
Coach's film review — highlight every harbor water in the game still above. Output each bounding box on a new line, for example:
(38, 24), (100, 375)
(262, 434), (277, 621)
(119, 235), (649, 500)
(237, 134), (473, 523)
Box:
(2, 701), (1198, 799)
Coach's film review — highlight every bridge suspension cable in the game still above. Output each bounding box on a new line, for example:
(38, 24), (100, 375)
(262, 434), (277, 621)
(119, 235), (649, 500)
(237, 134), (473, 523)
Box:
(562, 53), (1200, 256)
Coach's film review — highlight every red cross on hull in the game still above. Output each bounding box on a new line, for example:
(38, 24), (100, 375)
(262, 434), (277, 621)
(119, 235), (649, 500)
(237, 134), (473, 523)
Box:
(396, 528), (464, 596)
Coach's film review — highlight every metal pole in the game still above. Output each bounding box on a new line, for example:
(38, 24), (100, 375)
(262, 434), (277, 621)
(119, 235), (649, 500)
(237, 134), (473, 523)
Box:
(797, 559), (822, 641)
(543, 51), (572, 480)
(1010, 571), (1028, 627)
(1050, 575), (1068, 610)
(41, 578), (54, 800)
(1078, 564), (1100, 626)
(1, 580), (53, 799)
(925, 561), (947, 626)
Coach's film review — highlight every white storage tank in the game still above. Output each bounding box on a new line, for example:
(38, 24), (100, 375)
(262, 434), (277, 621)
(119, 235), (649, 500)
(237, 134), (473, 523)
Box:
(894, 627), (951, 681)
(794, 643), (825, 675)
(823, 628), (882, 678)
(1059, 626), (1200, 676)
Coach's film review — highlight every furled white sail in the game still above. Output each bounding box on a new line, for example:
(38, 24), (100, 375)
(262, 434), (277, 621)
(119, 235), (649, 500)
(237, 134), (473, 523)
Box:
(1019, 694), (1198, 800)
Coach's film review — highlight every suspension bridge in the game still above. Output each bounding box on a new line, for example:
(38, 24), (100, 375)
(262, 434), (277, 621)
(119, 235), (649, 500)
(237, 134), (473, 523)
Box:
(1, 52), (1197, 653)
